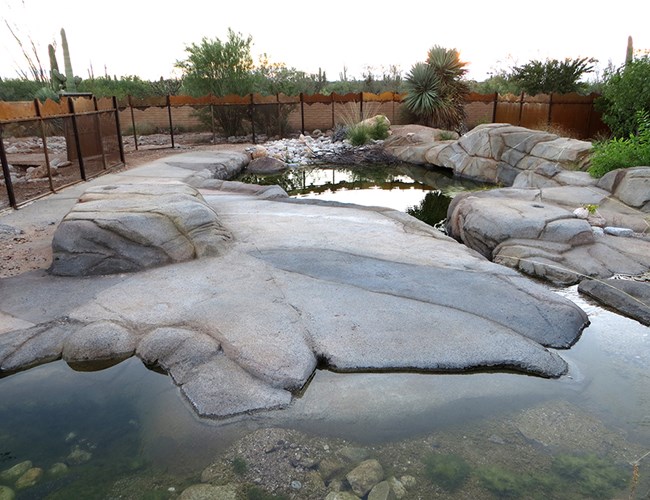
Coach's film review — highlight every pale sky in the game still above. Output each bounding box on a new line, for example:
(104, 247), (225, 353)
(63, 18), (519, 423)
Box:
(1, 0), (648, 84)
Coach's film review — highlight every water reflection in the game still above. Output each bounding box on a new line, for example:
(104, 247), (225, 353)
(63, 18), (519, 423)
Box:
(238, 164), (486, 225)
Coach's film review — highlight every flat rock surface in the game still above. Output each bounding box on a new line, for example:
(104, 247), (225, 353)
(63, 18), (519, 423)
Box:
(0, 168), (590, 418)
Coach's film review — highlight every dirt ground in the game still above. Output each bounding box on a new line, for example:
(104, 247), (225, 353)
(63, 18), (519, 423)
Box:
(0, 136), (253, 279)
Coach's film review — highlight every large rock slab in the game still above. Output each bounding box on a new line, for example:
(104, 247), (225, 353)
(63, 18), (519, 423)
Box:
(49, 183), (232, 276)
(597, 166), (650, 211)
(447, 187), (650, 285)
(2, 183), (590, 418)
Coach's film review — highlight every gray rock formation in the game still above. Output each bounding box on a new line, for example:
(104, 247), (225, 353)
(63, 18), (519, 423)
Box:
(578, 278), (650, 326)
(49, 183), (232, 276)
(1, 183), (589, 419)
(597, 166), (650, 211)
(245, 156), (288, 175)
(384, 123), (592, 185)
(447, 187), (650, 285)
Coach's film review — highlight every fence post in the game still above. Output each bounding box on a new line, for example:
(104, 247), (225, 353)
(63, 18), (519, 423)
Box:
(34, 99), (55, 193)
(0, 125), (17, 209)
(359, 92), (364, 121)
(209, 97), (216, 144)
(547, 93), (553, 126)
(249, 94), (256, 144)
(92, 97), (108, 170)
(517, 91), (525, 126)
(166, 95), (175, 149)
(113, 96), (126, 164)
(276, 93), (282, 138)
(331, 94), (335, 130)
(300, 93), (305, 135)
(67, 97), (87, 181)
(492, 92), (498, 123)
(128, 95), (138, 151)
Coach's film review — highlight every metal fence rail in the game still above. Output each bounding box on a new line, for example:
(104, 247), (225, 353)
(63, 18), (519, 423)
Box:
(0, 95), (124, 210)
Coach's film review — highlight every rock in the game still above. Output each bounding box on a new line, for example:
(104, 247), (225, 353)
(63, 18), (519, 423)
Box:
(387, 477), (407, 498)
(166, 151), (250, 180)
(319, 457), (346, 481)
(400, 475), (416, 489)
(383, 125), (458, 164)
(0, 486), (15, 500)
(346, 459), (384, 497)
(325, 492), (360, 500)
(249, 145), (268, 159)
(598, 166), (650, 210)
(246, 156), (288, 175)
(0, 461), (32, 483)
(49, 183), (232, 276)
(66, 446), (92, 465)
(604, 227), (635, 237)
(338, 447), (370, 464)
(62, 321), (136, 363)
(179, 483), (239, 500)
(368, 480), (397, 500)
(578, 279), (650, 326)
(15, 468), (43, 489)
(358, 114), (391, 129)
(47, 462), (69, 477)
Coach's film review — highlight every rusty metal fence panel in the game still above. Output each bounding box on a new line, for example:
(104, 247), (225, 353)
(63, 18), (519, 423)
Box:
(0, 96), (124, 210)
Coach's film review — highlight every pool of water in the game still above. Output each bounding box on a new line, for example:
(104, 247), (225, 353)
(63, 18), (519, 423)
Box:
(239, 164), (488, 227)
(1, 165), (649, 498)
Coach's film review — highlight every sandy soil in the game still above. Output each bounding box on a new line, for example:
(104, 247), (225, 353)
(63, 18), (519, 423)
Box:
(0, 137), (252, 278)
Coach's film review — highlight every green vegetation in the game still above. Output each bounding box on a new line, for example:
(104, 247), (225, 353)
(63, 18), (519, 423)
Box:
(509, 57), (597, 95)
(346, 116), (390, 146)
(597, 55), (650, 138)
(422, 452), (471, 491)
(551, 453), (628, 499)
(589, 110), (650, 177)
(232, 456), (248, 475)
(403, 46), (469, 132)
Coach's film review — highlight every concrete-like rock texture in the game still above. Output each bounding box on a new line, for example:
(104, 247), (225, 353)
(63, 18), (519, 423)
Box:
(578, 278), (650, 326)
(49, 183), (232, 276)
(0, 169), (589, 418)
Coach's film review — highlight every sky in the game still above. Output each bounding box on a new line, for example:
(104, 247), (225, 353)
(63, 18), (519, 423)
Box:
(1, 0), (648, 84)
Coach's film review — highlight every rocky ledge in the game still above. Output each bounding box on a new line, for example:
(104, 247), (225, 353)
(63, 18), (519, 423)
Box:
(1, 171), (589, 419)
(384, 123), (650, 323)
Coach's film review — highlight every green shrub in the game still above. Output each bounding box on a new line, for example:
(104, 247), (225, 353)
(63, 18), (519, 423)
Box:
(347, 124), (371, 146)
(232, 456), (248, 475)
(588, 110), (650, 177)
(368, 118), (390, 140)
(551, 453), (628, 499)
(423, 453), (471, 491)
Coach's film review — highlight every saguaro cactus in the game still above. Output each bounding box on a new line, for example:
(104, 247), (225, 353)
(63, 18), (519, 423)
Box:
(48, 43), (66, 91)
(626, 36), (634, 65)
(60, 28), (77, 92)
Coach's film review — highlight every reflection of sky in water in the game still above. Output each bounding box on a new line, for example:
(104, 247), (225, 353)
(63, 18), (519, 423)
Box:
(296, 186), (435, 212)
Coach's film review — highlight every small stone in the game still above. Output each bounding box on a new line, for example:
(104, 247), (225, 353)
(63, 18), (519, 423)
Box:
(179, 483), (239, 500)
(387, 477), (407, 499)
(15, 467), (43, 489)
(47, 462), (69, 477)
(400, 475), (416, 489)
(64, 431), (77, 443)
(325, 492), (359, 500)
(290, 480), (302, 490)
(604, 226), (634, 238)
(66, 446), (92, 465)
(338, 446), (370, 463)
(0, 485), (15, 500)
(0, 461), (32, 483)
(346, 459), (385, 497)
(488, 434), (506, 445)
(368, 480), (397, 500)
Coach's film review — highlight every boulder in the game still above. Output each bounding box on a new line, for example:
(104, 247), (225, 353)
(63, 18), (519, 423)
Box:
(0, 486), (15, 500)
(346, 459), (385, 497)
(49, 183), (232, 276)
(15, 468), (43, 489)
(598, 166), (650, 210)
(578, 278), (650, 326)
(368, 481), (397, 500)
(246, 156), (289, 175)
(0, 461), (32, 483)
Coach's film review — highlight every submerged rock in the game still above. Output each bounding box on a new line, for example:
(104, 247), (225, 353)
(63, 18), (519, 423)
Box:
(0, 486), (15, 500)
(578, 278), (650, 326)
(14, 467), (43, 489)
(346, 459), (385, 497)
(0, 461), (32, 483)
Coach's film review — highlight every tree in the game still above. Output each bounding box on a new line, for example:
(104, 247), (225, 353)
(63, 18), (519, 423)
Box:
(403, 46), (469, 131)
(176, 29), (256, 136)
(509, 57), (596, 95)
(596, 55), (650, 138)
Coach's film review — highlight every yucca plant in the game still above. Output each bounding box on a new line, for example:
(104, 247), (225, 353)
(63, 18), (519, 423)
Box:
(404, 46), (469, 131)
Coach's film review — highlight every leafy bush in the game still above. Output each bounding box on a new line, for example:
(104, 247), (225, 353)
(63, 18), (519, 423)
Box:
(509, 57), (596, 95)
(347, 123), (371, 146)
(345, 116), (390, 146)
(589, 110), (650, 177)
(597, 55), (650, 138)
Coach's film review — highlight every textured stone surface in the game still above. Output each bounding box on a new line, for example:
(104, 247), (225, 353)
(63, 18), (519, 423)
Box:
(578, 278), (650, 326)
(246, 156), (288, 174)
(49, 183), (232, 276)
(1, 184), (590, 418)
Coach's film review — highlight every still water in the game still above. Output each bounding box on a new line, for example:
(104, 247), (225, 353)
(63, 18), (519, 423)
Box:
(1, 165), (649, 499)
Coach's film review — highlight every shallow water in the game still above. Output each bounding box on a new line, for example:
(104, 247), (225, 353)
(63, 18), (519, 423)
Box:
(1, 166), (649, 498)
